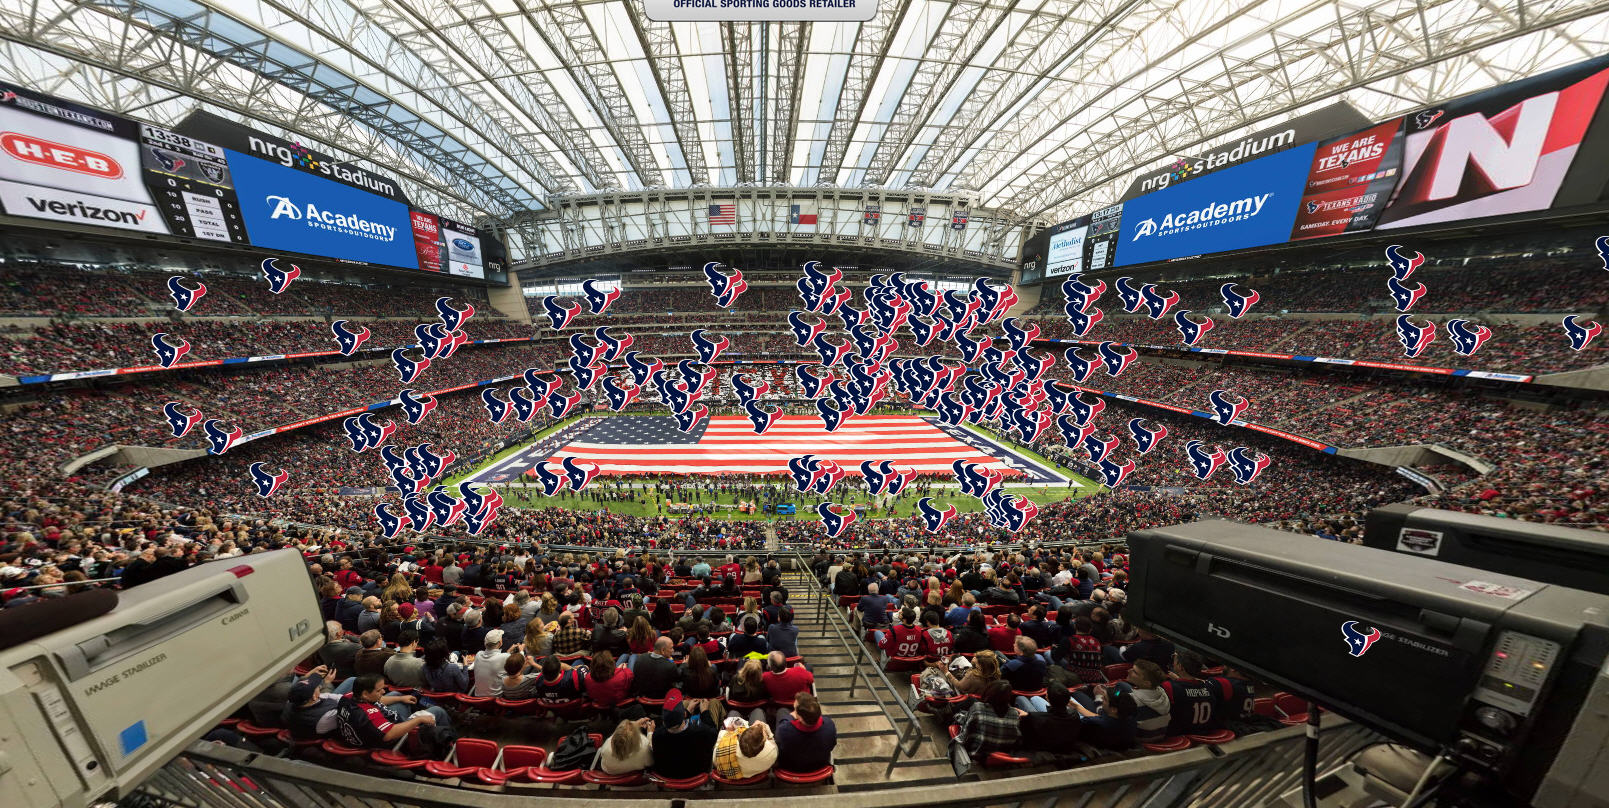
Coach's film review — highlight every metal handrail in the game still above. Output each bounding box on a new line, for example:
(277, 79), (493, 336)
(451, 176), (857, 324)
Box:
(788, 549), (928, 777)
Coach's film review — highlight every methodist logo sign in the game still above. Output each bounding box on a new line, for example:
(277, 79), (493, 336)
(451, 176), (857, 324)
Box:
(227, 148), (417, 269)
(1115, 142), (1316, 266)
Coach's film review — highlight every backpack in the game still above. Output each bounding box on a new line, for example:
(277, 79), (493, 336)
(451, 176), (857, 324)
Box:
(549, 728), (598, 771)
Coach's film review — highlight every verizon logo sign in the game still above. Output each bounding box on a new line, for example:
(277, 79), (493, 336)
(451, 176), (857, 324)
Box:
(0, 181), (167, 234)
(0, 131), (122, 178)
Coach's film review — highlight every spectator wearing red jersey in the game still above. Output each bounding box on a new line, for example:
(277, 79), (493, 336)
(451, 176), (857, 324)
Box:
(762, 651), (815, 705)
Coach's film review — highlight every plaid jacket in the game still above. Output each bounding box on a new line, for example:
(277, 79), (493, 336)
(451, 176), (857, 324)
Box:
(553, 625), (591, 655)
(957, 702), (1020, 755)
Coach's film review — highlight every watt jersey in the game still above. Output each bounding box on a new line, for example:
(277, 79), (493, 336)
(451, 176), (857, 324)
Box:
(882, 623), (927, 658)
(1207, 675), (1256, 721)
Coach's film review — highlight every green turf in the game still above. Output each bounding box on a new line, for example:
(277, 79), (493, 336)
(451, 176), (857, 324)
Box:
(440, 416), (579, 489)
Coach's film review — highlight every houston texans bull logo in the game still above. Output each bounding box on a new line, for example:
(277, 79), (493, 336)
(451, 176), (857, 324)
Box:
(904, 278), (938, 318)
(248, 462), (288, 497)
(398, 389), (438, 425)
(1445, 319), (1492, 357)
(1013, 406), (1054, 444)
(941, 289), (980, 325)
(481, 388), (511, 424)
(624, 352), (664, 387)
(1066, 392), (1106, 426)
(442, 329), (470, 359)
(836, 303), (869, 332)
(1043, 381), (1072, 415)
(810, 333), (853, 367)
(427, 488), (469, 527)
(1387, 275), (1428, 312)
(815, 397), (850, 432)
(690, 329), (729, 364)
(400, 493), (436, 532)
(980, 342), (1016, 368)
(330, 320), (370, 356)
(560, 457), (600, 492)
(1063, 348), (1098, 383)
(787, 454), (818, 492)
(1384, 244), (1425, 280)
(935, 391), (972, 426)
(547, 387), (583, 419)
(1128, 418), (1169, 454)
(1227, 447), (1272, 485)
(508, 387), (538, 422)
(1139, 284), (1180, 320)
(743, 400), (783, 434)
(166, 276), (207, 312)
(415, 444), (455, 480)
(1219, 282), (1260, 319)
(1184, 440), (1228, 480)
(1594, 235), (1609, 270)
(162, 402), (203, 438)
(1083, 432), (1120, 464)
(817, 502), (857, 539)
(401, 446), (431, 487)
(541, 295), (583, 330)
(151, 332), (190, 368)
(391, 348), (430, 384)
(581, 278), (621, 315)
(1061, 275), (1105, 314)
(1113, 277), (1146, 313)
(567, 355), (605, 391)
(415, 323), (449, 359)
(201, 419), (243, 456)
(434, 296), (475, 332)
(788, 311), (828, 348)
(731, 373), (769, 405)
(1207, 389), (1250, 425)
(456, 480), (491, 519)
(1002, 318), (1042, 353)
(916, 498), (958, 534)
(523, 369), (562, 401)
(954, 328), (985, 363)
(707, 265), (749, 309)
(797, 261), (843, 311)
(1065, 305), (1104, 337)
(1098, 341), (1137, 377)
(595, 327), (633, 362)
(848, 324), (881, 359)
(260, 258), (301, 294)
(1015, 349), (1056, 383)
(534, 462), (567, 496)
(980, 488), (1012, 528)
(1396, 314), (1437, 358)
(601, 377), (641, 411)
(462, 489), (504, 535)
(569, 333), (602, 366)
(374, 502), (410, 539)
(677, 359), (717, 396)
(1341, 621), (1382, 657)
(655, 375), (692, 414)
(796, 365), (834, 398)
(1174, 310), (1215, 346)
(357, 413), (396, 450)
(344, 415), (373, 451)
(961, 375), (1000, 412)
(1097, 457), (1136, 487)
(806, 458), (847, 495)
(1563, 315), (1602, 351)
(820, 287), (853, 317)
(673, 404), (708, 433)
(951, 460), (998, 497)
(380, 444), (415, 485)
(1001, 494), (1039, 533)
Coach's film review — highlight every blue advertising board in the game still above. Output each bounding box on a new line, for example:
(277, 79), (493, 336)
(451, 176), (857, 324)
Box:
(1113, 142), (1318, 267)
(224, 148), (419, 270)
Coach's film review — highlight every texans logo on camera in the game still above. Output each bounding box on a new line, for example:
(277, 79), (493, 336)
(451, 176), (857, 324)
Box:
(547, 388), (583, 419)
(1563, 315), (1602, 351)
(797, 261), (843, 310)
(149, 146), (186, 173)
(462, 491), (503, 535)
(809, 333), (852, 367)
(260, 258), (301, 294)
(1174, 310), (1215, 346)
(600, 377), (640, 411)
(456, 480), (493, 519)
(980, 343), (1016, 369)
(934, 391), (971, 426)
(374, 502), (410, 538)
(806, 459), (846, 495)
(1413, 107), (1444, 129)
(443, 330), (471, 359)
(673, 404), (708, 433)
(677, 360), (716, 397)
(329, 320), (371, 356)
(689, 329), (728, 364)
(1140, 284), (1180, 320)
(1185, 440), (1228, 480)
(1387, 275), (1428, 312)
(202, 419), (243, 455)
(1219, 283), (1260, 319)
(357, 413), (396, 450)
(730, 373), (768, 405)
(567, 333), (602, 367)
(151, 332), (191, 368)
(567, 355), (605, 391)
(581, 278), (621, 315)
(1083, 432), (1120, 463)
(814, 397), (851, 432)
(817, 502), (857, 538)
(1341, 621), (1382, 657)
(1384, 245), (1425, 280)
(541, 296), (582, 330)
(1207, 389), (1250, 425)
(988, 284), (1018, 323)
(391, 348), (430, 383)
(743, 400), (782, 434)
(916, 498), (957, 534)
(1043, 381), (1073, 416)
(942, 289), (980, 325)
(623, 352), (664, 387)
(1113, 277), (1146, 313)
(247, 462), (288, 497)
(481, 388), (511, 423)
(400, 493), (435, 532)
(385, 463), (421, 496)
(953, 460), (1002, 497)
(787, 455), (818, 492)
(819, 287), (851, 317)
(1446, 319), (1492, 357)
(1098, 457), (1136, 487)
(953, 328), (986, 363)
(906, 279), (938, 318)
(162, 401), (203, 438)
(1128, 418), (1169, 454)
(1015, 407), (1054, 444)
(1396, 315), (1437, 358)
(434, 296), (474, 332)
(792, 365), (829, 399)
(534, 462), (566, 496)
(427, 489), (469, 527)
(1227, 446), (1272, 484)
(1061, 276), (1105, 314)
(1002, 318), (1042, 354)
(1067, 392), (1106, 426)
(380, 444), (414, 485)
(342, 416), (371, 451)
(787, 311), (828, 348)
(833, 303), (869, 333)
(414, 323), (448, 358)
(559, 457), (600, 492)
(1065, 305), (1104, 337)
(166, 276), (207, 312)
(967, 278), (1004, 321)
(400, 448), (431, 489)
(1002, 495), (1039, 533)
(508, 387), (538, 422)
(417, 444), (455, 479)
(595, 327), (633, 362)
(847, 324), (881, 359)
(397, 389), (438, 425)
(1062, 348), (1098, 383)
(1595, 236), (1609, 270)
(980, 488), (1011, 528)
(1014, 349), (1056, 383)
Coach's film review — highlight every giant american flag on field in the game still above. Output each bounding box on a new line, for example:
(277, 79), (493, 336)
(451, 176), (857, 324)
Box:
(546, 415), (1020, 477)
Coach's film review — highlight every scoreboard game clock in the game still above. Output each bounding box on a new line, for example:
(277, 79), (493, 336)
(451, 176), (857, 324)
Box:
(138, 125), (248, 244)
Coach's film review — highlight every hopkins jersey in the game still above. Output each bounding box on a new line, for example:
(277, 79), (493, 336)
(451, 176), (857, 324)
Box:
(1162, 677), (1219, 735)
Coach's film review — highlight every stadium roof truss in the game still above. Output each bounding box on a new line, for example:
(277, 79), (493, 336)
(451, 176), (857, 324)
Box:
(2, 0), (1607, 259)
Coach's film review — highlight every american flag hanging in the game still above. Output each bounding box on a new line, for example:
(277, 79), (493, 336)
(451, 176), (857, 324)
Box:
(707, 203), (736, 225)
(908, 207), (926, 227)
(863, 204), (880, 225)
(951, 210), (969, 230)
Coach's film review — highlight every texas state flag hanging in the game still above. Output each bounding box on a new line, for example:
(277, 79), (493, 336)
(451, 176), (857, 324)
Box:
(790, 204), (818, 225)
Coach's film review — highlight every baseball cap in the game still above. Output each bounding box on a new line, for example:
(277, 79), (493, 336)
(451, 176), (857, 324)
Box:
(345, 586), (364, 595)
(289, 681), (319, 703)
(484, 629), (504, 647)
(661, 688), (687, 727)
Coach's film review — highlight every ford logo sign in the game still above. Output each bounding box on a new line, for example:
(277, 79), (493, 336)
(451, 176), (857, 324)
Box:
(452, 238), (474, 251)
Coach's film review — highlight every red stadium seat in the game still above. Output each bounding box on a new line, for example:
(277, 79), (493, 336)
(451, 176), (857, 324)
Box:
(423, 738), (499, 779)
(583, 770), (647, 786)
(319, 739), (371, 759)
(273, 729), (322, 753)
(524, 765), (587, 785)
(1142, 737), (1192, 753)
(712, 770), (770, 786)
(235, 722), (280, 740)
(651, 772), (710, 790)
(1102, 663), (1132, 682)
(495, 697), (540, 718)
(1273, 693), (1311, 725)
(493, 744), (549, 783)
(884, 656), (925, 672)
(774, 766), (834, 784)
(370, 749), (432, 771)
(1185, 729), (1236, 745)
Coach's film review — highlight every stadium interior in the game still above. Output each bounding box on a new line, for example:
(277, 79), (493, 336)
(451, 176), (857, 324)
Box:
(0, 5), (1605, 808)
